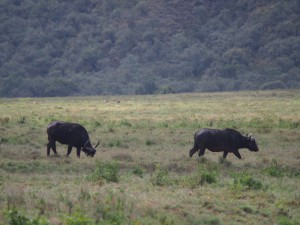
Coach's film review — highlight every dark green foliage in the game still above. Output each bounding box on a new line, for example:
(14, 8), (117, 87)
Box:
(186, 215), (221, 225)
(263, 160), (300, 178)
(88, 161), (119, 183)
(197, 162), (219, 185)
(152, 165), (170, 186)
(5, 209), (29, 225)
(260, 81), (287, 90)
(4, 208), (50, 225)
(64, 213), (94, 225)
(263, 160), (285, 178)
(277, 216), (299, 225)
(145, 139), (155, 146)
(132, 166), (144, 178)
(232, 173), (263, 190)
(0, 0), (299, 97)
(92, 192), (129, 225)
(200, 170), (218, 185)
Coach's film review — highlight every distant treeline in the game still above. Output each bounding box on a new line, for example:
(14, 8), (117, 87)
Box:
(0, 0), (299, 97)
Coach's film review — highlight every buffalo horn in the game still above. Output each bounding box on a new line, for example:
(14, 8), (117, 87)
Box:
(94, 141), (100, 148)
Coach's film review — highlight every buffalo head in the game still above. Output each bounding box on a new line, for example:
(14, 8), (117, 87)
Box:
(82, 140), (99, 157)
(245, 134), (259, 152)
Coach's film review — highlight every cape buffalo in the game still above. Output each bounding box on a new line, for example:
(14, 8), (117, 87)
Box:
(189, 128), (259, 159)
(47, 121), (99, 157)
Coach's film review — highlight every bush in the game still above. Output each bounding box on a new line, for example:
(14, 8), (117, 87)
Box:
(186, 215), (221, 225)
(277, 216), (299, 225)
(134, 1), (148, 16)
(263, 160), (300, 178)
(4, 208), (50, 225)
(94, 192), (128, 224)
(132, 166), (144, 178)
(260, 80), (286, 90)
(145, 139), (155, 146)
(152, 165), (170, 186)
(64, 213), (94, 225)
(263, 160), (285, 178)
(232, 173), (263, 190)
(199, 170), (218, 185)
(158, 85), (173, 94)
(87, 161), (119, 183)
(197, 162), (220, 186)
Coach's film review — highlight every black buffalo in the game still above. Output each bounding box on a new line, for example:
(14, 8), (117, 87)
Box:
(47, 121), (99, 157)
(189, 128), (259, 159)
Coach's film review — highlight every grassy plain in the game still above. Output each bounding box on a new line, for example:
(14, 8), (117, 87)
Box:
(0, 90), (299, 225)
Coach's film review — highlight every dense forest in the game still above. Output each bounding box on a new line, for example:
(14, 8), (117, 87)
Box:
(0, 0), (299, 97)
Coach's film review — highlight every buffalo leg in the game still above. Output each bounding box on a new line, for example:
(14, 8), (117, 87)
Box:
(223, 151), (228, 158)
(47, 139), (57, 156)
(189, 145), (198, 157)
(47, 143), (51, 156)
(51, 142), (57, 155)
(198, 147), (206, 157)
(76, 148), (81, 158)
(233, 151), (242, 159)
(67, 145), (73, 156)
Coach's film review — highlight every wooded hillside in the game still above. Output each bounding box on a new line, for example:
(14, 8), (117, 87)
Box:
(0, 0), (299, 97)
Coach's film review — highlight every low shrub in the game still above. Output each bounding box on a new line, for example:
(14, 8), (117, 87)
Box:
(17, 116), (26, 124)
(197, 162), (219, 186)
(87, 161), (119, 183)
(94, 192), (128, 225)
(4, 208), (50, 225)
(186, 214), (221, 225)
(232, 173), (263, 190)
(108, 139), (122, 148)
(263, 160), (285, 178)
(200, 170), (218, 185)
(64, 213), (94, 225)
(145, 139), (155, 146)
(132, 166), (144, 178)
(152, 165), (170, 186)
(277, 216), (299, 225)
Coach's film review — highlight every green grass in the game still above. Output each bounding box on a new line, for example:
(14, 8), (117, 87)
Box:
(0, 90), (300, 224)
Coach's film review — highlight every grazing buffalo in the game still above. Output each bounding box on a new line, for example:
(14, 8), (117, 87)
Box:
(189, 128), (259, 159)
(47, 121), (99, 157)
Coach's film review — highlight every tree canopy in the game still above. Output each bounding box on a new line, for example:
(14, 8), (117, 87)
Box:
(0, 0), (299, 97)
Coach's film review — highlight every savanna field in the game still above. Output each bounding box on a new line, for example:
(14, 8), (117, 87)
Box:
(0, 90), (299, 225)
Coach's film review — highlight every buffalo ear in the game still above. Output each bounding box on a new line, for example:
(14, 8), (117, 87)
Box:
(245, 133), (255, 141)
(248, 133), (255, 141)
